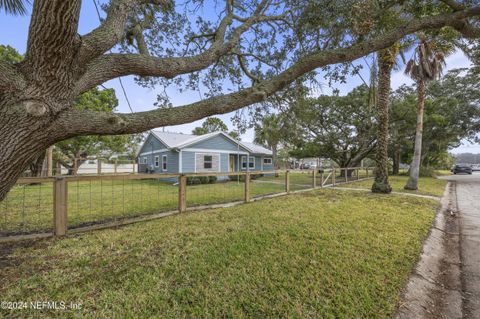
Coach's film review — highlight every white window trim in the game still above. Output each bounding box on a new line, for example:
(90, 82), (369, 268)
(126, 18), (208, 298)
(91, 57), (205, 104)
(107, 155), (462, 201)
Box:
(162, 155), (167, 171)
(263, 158), (273, 165)
(241, 156), (247, 170)
(195, 152), (221, 172)
(142, 157), (148, 164)
(154, 156), (160, 167)
(249, 156), (255, 169)
(203, 155), (213, 170)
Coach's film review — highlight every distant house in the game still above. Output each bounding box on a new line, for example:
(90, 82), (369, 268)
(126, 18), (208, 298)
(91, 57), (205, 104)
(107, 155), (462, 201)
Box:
(137, 131), (274, 174)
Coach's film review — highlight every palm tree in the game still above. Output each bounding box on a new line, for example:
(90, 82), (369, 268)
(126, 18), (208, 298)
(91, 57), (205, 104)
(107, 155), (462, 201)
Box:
(254, 114), (284, 170)
(371, 46), (399, 193)
(404, 40), (447, 190)
(0, 0), (29, 15)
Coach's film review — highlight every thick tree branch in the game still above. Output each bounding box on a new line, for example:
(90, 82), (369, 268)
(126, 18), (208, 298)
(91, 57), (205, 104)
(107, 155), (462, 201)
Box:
(64, 5), (480, 136)
(79, 0), (171, 64)
(0, 62), (25, 94)
(75, 1), (285, 93)
(440, 0), (480, 38)
(22, 0), (82, 97)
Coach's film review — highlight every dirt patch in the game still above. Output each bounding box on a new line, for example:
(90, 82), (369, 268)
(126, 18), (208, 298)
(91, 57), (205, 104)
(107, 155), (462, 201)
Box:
(0, 238), (50, 270)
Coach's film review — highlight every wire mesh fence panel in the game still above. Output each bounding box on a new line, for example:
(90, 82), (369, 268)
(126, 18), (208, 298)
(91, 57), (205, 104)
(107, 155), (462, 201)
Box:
(356, 168), (371, 179)
(67, 177), (178, 229)
(319, 169), (334, 187)
(251, 172), (286, 198)
(186, 174), (245, 207)
(338, 168), (361, 184)
(0, 182), (54, 236)
(288, 171), (315, 191)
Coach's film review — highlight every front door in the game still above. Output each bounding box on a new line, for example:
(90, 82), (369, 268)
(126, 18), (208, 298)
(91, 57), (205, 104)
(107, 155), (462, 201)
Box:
(229, 155), (235, 172)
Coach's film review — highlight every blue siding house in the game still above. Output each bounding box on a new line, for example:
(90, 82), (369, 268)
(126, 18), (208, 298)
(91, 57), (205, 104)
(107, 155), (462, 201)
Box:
(137, 131), (274, 174)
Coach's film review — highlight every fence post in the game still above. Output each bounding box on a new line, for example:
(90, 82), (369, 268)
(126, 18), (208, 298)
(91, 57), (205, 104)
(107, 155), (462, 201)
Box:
(332, 168), (336, 186)
(114, 159), (118, 174)
(345, 168), (348, 183)
(97, 159), (102, 174)
(320, 170), (324, 188)
(132, 161), (136, 173)
(244, 172), (251, 202)
(356, 168), (360, 180)
(285, 170), (290, 193)
(53, 177), (68, 236)
(312, 169), (316, 189)
(178, 174), (187, 213)
(366, 167), (369, 178)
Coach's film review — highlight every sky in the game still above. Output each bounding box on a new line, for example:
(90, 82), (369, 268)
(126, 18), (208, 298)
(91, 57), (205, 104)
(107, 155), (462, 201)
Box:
(1, 1), (479, 154)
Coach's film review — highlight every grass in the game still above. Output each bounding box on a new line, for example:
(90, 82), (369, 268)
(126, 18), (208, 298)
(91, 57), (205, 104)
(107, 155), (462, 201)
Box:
(0, 176), (288, 235)
(0, 171), (375, 236)
(341, 175), (447, 197)
(0, 189), (437, 318)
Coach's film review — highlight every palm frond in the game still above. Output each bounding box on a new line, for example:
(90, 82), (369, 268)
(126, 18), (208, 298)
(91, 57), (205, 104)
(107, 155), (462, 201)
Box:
(0, 0), (29, 15)
(404, 60), (414, 75)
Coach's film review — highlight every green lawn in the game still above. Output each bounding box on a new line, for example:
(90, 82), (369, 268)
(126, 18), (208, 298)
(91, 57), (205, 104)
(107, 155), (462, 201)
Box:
(341, 175), (447, 197)
(0, 172), (375, 236)
(0, 176), (289, 235)
(0, 189), (437, 318)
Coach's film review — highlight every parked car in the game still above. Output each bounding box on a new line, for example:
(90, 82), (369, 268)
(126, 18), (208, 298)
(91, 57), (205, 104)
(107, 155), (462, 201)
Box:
(472, 164), (480, 172)
(452, 164), (473, 175)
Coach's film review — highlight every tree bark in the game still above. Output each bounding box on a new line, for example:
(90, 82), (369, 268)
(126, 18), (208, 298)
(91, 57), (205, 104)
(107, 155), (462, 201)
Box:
(372, 50), (393, 193)
(0, 2), (479, 201)
(29, 153), (46, 177)
(392, 145), (401, 175)
(405, 79), (426, 190)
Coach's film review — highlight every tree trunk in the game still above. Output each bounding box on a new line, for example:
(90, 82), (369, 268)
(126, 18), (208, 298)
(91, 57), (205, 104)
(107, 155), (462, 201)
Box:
(372, 50), (393, 194)
(392, 145), (401, 175)
(0, 116), (56, 200)
(404, 79), (425, 190)
(272, 145), (279, 177)
(29, 153), (46, 177)
(46, 146), (53, 176)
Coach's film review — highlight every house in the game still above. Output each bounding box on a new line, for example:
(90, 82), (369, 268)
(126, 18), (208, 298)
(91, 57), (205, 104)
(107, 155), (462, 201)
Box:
(136, 131), (274, 174)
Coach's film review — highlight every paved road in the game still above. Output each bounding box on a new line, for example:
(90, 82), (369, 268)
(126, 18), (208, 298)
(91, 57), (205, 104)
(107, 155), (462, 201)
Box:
(440, 172), (480, 318)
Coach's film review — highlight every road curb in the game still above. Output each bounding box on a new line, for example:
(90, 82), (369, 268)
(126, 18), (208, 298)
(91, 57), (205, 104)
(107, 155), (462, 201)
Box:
(394, 181), (463, 319)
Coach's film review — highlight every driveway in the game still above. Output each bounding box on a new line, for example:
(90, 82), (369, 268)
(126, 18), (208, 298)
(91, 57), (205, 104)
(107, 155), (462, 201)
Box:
(440, 172), (480, 318)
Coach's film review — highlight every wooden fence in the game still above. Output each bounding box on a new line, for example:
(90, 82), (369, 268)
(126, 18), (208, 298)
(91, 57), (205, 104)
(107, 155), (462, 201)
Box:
(1, 167), (373, 241)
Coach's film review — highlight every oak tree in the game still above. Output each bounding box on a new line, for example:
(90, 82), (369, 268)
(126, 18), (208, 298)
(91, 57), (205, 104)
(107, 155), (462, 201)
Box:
(1, 0), (480, 199)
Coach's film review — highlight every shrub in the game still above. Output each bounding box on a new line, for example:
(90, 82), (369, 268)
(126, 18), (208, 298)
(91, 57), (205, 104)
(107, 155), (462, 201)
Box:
(228, 175), (246, 182)
(419, 166), (435, 177)
(187, 176), (218, 185)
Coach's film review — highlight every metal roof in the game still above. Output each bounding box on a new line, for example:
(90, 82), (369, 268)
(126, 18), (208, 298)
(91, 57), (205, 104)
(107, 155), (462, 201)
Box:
(149, 131), (272, 155)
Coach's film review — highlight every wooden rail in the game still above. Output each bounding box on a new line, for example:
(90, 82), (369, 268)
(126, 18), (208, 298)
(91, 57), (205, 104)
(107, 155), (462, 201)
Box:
(4, 167), (374, 240)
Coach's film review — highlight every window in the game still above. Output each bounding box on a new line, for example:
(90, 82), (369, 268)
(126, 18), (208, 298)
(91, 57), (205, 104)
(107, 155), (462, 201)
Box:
(162, 155), (167, 171)
(241, 156), (247, 169)
(249, 157), (255, 169)
(204, 155), (213, 169)
(263, 158), (272, 165)
(154, 156), (160, 167)
(241, 156), (255, 169)
(142, 157), (147, 164)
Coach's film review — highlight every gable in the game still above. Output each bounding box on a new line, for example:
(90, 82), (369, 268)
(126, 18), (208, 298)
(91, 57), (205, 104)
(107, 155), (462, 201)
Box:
(186, 134), (249, 152)
(138, 133), (169, 156)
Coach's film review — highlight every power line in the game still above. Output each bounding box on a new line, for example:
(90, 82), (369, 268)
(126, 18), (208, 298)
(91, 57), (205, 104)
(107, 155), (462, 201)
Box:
(92, 0), (134, 114)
